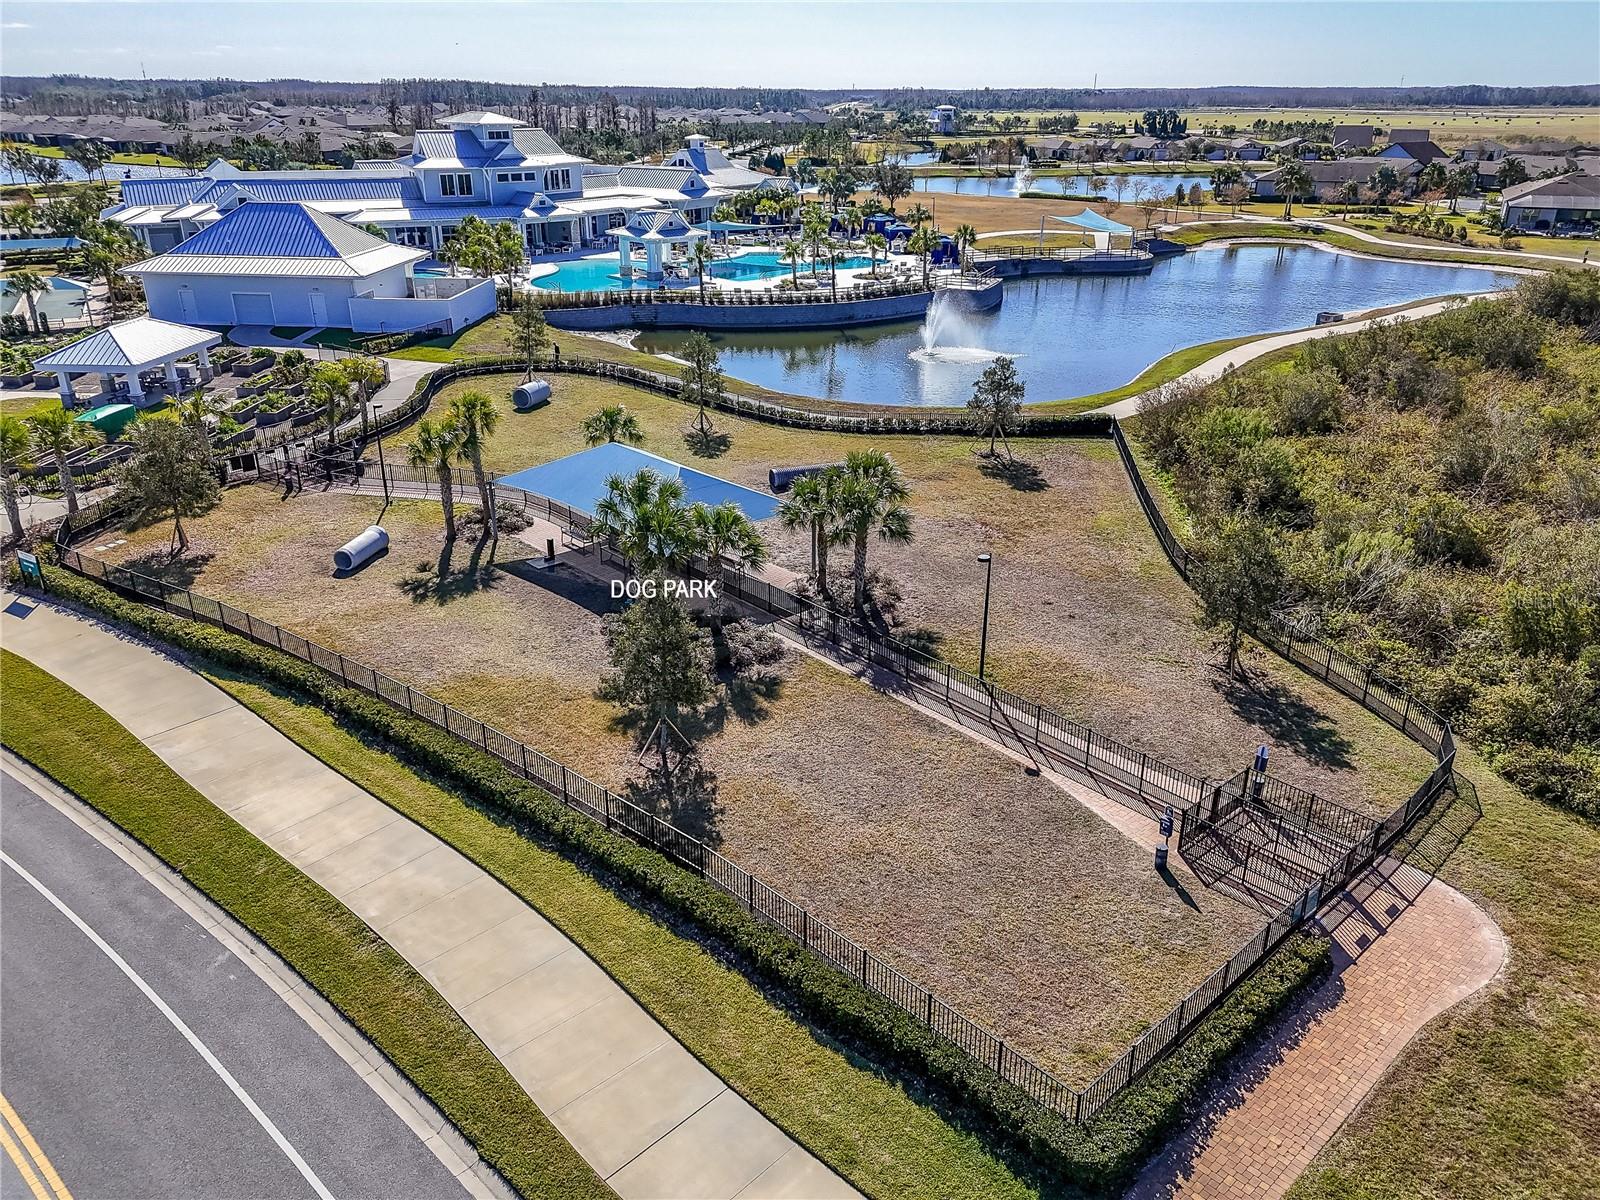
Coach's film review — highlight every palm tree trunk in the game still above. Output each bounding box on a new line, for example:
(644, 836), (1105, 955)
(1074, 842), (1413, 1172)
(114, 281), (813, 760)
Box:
(438, 467), (456, 538)
(470, 450), (494, 537)
(1, 479), (21, 537)
(815, 524), (831, 601)
(853, 529), (868, 612)
(55, 449), (77, 515)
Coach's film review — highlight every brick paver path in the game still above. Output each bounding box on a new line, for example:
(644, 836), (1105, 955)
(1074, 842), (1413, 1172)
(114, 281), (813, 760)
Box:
(1128, 860), (1505, 1200)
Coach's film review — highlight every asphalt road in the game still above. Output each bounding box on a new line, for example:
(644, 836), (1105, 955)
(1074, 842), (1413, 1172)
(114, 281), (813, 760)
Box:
(0, 769), (475, 1200)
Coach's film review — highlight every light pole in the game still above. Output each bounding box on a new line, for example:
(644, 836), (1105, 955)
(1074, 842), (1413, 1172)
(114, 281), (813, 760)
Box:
(976, 552), (993, 682)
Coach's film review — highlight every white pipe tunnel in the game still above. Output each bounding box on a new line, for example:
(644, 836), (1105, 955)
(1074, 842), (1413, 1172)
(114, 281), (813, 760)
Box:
(334, 525), (389, 572)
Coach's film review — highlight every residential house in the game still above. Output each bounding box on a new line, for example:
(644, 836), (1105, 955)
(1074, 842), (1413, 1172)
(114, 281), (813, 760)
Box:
(1331, 124), (1380, 152)
(1456, 139), (1509, 163)
(1378, 140), (1449, 168)
(1206, 137), (1266, 162)
(1252, 157), (1421, 201)
(1474, 152), (1583, 191)
(930, 105), (959, 135)
(1501, 173), (1600, 231)
(102, 111), (789, 258)
(1386, 128), (1432, 144)
(123, 200), (496, 332)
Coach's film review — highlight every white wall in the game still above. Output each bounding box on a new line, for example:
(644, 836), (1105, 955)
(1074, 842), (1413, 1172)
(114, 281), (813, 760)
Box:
(140, 263), (414, 328)
(349, 277), (496, 334)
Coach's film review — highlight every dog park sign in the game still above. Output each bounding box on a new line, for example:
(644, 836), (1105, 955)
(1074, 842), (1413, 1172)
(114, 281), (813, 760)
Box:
(611, 578), (719, 601)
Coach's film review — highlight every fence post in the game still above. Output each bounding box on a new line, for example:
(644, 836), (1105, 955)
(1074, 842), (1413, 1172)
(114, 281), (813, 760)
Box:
(520, 743), (529, 780)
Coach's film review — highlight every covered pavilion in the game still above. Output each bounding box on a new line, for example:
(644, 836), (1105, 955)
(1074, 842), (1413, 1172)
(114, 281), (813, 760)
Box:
(613, 210), (709, 281)
(32, 316), (222, 407)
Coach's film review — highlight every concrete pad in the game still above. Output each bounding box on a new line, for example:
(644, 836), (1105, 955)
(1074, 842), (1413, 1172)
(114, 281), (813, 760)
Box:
(734, 1148), (859, 1199)
(504, 993), (668, 1113)
(264, 795), (402, 866)
(609, 1089), (794, 1200)
(461, 949), (612, 1056)
(421, 910), (572, 1004)
(309, 820), (440, 898)
(341, 845), (484, 930)
(381, 874), (529, 964)
(551, 1043), (725, 1178)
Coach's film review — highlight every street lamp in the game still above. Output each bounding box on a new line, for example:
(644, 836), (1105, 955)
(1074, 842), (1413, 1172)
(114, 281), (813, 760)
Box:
(976, 552), (993, 682)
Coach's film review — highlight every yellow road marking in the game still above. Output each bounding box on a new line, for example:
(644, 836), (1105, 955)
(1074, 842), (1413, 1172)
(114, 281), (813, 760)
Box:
(0, 1092), (73, 1200)
(0, 1119), (52, 1200)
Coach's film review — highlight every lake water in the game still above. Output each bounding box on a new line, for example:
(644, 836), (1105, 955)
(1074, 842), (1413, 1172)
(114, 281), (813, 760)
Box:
(0, 156), (189, 186)
(912, 172), (1218, 198)
(633, 244), (1521, 408)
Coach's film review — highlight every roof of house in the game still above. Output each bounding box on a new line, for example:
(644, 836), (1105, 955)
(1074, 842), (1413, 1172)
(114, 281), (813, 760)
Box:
(612, 209), (706, 241)
(409, 126), (573, 169)
(439, 111), (520, 127)
(1384, 140), (1448, 163)
(1260, 157), (1421, 185)
(124, 201), (424, 278)
(1502, 173), (1600, 204)
(34, 317), (221, 371)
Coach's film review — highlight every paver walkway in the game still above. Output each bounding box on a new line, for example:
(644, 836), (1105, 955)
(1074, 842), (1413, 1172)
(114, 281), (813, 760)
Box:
(1, 592), (857, 1200)
(1127, 859), (1505, 1200)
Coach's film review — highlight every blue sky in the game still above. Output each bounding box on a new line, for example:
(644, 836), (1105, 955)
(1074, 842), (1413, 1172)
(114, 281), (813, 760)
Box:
(3, 2), (1595, 88)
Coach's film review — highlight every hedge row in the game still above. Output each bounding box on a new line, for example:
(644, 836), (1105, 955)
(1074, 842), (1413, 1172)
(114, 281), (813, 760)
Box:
(30, 560), (1331, 1196)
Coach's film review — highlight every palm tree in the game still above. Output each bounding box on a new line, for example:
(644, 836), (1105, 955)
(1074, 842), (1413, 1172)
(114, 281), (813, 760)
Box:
(591, 469), (697, 579)
(309, 361), (354, 432)
(70, 222), (141, 324)
(172, 387), (224, 454)
(777, 468), (840, 599)
(341, 356), (387, 421)
(779, 238), (805, 287)
(406, 417), (465, 540)
(801, 210), (829, 277)
(953, 223), (979, 271)
(63, 139), (109, 183)
(689, 237), (713, 303)
(1337, 179), (1360, 214)
(26, 404), (101, 516)
(0, 199), (38, 239)
(841, 204), (865, 242)
(1276, 161), (1313, 219)
(688, 500), (769, 628)
(447, 390), (501, 538)
(905, 202), (932, 229)
(864, 231), (888, 277)
(834, 450), (913, 613)
(907, 227), (938, 287)
(0, 415), (35, 535)
(581, 404), (643, 446)
(5, 270), (49, 334)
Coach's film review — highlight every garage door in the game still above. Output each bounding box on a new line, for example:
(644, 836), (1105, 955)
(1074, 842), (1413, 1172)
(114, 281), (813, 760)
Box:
(231, 293), (275, 325)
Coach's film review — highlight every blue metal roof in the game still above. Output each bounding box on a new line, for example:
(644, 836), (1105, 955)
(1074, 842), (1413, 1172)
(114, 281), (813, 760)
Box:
(167, 202), (382, 258)
(120, 178), (211, 207)
(497, 442), (780, 522)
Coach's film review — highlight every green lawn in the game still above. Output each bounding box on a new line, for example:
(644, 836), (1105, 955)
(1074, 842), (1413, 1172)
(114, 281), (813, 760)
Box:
(0, 649), (611, 1200)
(205, 665), (1046, 1200)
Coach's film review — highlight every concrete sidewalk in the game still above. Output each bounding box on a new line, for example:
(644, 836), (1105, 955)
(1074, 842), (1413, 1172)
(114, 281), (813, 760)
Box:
(1, 591), (857, 1200)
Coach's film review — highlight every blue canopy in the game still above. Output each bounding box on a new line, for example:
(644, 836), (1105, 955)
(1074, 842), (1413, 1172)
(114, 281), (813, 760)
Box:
(700, 220), (768, 232)
(497, 442), (781, 522)
(1051, 210), (1134, 234)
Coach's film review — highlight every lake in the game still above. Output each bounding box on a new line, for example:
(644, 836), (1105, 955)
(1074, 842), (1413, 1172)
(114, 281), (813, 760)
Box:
(634, 244), (1521, 408)
(911, 172), (1219, 199)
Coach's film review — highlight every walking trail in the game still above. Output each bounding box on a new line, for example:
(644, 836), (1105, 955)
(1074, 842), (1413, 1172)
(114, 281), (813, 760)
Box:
(1127, 859), (1504, 1200)
(0, 590), (857, 1200)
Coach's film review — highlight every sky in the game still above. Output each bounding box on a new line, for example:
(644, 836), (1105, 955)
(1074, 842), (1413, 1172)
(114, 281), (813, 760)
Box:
(2, 2), (1596, 90)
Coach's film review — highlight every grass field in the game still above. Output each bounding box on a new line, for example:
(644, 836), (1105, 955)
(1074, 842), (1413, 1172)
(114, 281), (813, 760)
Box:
(204, 664), (1048, 1200)
(97, 364), (1440, 1080)
(928, 107), (1600, 148)
(0, 649), (611, 1200)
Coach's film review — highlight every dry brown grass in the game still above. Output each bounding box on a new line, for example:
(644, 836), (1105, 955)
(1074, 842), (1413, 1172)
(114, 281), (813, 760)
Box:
(97, 372), (1434, 1079)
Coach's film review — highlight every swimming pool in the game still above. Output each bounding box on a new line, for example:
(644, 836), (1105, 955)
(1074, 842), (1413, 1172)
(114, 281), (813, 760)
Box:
(532, 250), (877, 293)
(0, 276), (91, 324)
(635, 244), (1523, 408)
(709, 251), (874, 281)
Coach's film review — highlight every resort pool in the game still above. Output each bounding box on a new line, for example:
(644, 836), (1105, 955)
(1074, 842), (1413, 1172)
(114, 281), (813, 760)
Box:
(532, 250), (876, 293)
(0, 276), (91, 324)
(913, 171), (1221, 198)
(709, 251), (874, 281)
(634, 244), (1522, 408)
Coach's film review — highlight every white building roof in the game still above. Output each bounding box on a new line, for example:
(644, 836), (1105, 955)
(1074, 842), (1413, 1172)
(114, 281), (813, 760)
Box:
(34, 317), (222, 372)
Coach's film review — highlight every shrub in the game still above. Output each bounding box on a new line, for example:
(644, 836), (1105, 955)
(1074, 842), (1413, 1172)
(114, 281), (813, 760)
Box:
(1403, 493), (1489, 567)
(1516, 269), (1600, 328)
(1269, 366), (1346, 435)
(27, 559), (1332, 1195)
